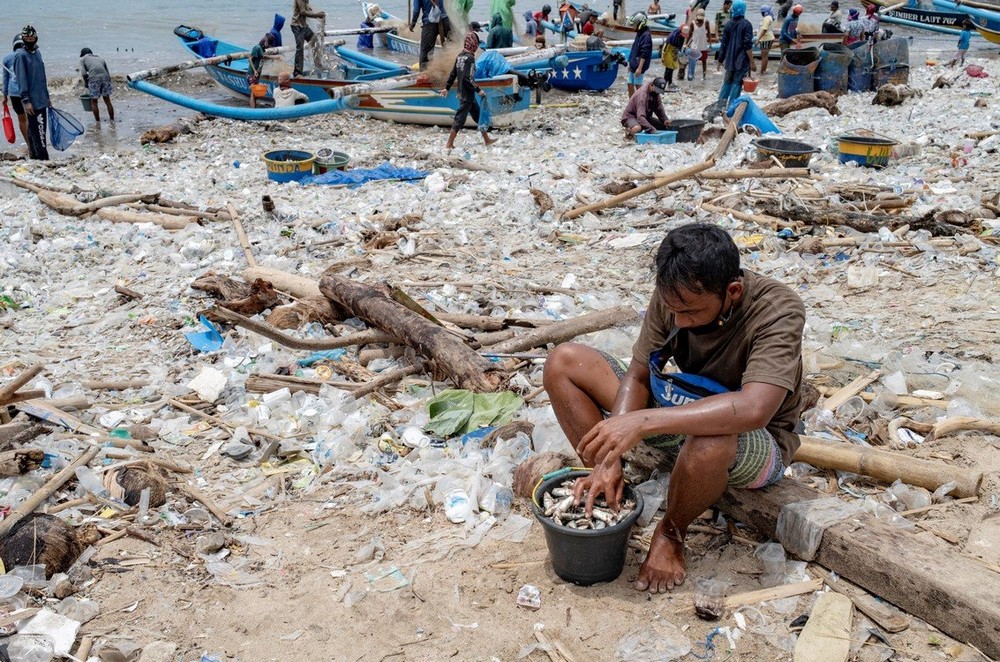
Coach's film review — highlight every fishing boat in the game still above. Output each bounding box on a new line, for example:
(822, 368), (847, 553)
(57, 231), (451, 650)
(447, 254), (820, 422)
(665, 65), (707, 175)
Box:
(866, 0), (971, 35)
(170, 26), (533, 127)
(932, 0), (1000, 31)
(975, 21), (1000, 40)
(512, 48), (623, 91)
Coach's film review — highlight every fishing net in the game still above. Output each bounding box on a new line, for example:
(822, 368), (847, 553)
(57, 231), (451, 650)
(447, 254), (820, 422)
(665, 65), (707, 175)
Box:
(48, 108), (85, 152)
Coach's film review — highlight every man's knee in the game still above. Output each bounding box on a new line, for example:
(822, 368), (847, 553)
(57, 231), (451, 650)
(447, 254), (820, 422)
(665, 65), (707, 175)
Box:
(678, 435), (738, 468)
(542, 342), (594, 388)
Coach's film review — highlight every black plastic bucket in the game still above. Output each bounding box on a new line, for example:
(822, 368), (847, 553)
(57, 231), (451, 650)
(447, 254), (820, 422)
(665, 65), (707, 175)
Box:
(753, 137), (819, 167)
(531, 469), (644, 586)
(665, 119), (707, 143)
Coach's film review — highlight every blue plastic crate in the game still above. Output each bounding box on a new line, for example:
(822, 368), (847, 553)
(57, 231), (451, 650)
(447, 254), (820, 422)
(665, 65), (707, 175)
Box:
(635, 130), (678, 145)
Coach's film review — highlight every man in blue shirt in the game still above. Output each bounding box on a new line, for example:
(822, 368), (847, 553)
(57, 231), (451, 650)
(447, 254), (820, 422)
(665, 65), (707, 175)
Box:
(410, 0), (452, 68)
(12, 25), (50, 160)
(627, 12), (653, 97)
(778, 4), (802, 50)
(717, 0), (754, 105)
(1, 36), (27, 146)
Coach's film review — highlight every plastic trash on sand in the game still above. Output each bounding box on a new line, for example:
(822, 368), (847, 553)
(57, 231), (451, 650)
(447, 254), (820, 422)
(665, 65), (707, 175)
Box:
(516, 584), (541, 610)
(615, 619), (692, 661)
(184, 315), (224, 352)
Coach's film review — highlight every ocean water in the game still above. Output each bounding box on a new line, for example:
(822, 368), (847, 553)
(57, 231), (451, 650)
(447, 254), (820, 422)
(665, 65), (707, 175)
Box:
(3, 0), (366, 77)
(5, 0), (970, 79)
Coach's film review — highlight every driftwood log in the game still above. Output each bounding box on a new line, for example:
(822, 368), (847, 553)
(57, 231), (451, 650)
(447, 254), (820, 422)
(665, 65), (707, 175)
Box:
(36, 191), (160, 217)
(761, 91), (841, 118)
(192, 273), (282, 316)
(487, 306), (639, 354)
(318, 273), (506, 392)
(95, 207), (198, 230)
(760, 201), (975, 237)
(0, 448), (45, 476)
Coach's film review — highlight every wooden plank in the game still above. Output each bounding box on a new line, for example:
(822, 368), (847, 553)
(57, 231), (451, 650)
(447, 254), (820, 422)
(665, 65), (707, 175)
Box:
(811, 566), (910, 633)
(717, 479), (1000, 659)
(794, 592), (853, 662)
(14, 400), (102, 435)
(821, 370), (882, 412)
(723, 578), (822, 609)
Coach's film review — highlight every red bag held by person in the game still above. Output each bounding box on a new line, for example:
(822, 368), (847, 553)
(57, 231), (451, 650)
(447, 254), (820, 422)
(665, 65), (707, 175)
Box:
(2, 103), (14, 144)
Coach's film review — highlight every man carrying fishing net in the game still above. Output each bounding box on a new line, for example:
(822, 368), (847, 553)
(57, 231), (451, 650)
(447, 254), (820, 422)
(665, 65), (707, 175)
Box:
(543, 223), (805, 593)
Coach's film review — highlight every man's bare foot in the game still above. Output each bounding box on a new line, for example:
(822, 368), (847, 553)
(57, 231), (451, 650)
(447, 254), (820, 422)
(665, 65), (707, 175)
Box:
(484, 136), (497, 146)
(635, 529), (686, 593)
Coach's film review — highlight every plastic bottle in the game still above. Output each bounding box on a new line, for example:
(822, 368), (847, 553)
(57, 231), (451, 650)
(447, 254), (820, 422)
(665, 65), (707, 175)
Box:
(479, 484), (513, 515)
(443, 488), (472, 523)
(75, 466), (110, 499)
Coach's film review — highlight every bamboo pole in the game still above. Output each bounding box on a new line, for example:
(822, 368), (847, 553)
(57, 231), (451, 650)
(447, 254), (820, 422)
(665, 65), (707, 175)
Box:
(0, 444), (101, 538)
(0, 364), (44, 406)
(794, 436), (981, 497)
(228, 203), (257, 268)
(700, 201), (791, 230)
(562, 160), (715, 220)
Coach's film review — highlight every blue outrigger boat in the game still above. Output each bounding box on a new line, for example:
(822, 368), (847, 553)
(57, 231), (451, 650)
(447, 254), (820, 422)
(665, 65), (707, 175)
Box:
(357, 4), (621, 92)
(867, 0), (973, 35)
(170, 26), (533, 127)
(932, 0), (1000, 31)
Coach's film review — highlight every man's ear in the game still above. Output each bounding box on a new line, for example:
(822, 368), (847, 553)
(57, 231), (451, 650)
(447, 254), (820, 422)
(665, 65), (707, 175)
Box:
(727, 279), (744, 302)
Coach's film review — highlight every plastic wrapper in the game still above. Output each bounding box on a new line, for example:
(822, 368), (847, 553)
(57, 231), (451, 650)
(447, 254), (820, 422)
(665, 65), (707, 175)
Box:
(615, 619), (691, 661)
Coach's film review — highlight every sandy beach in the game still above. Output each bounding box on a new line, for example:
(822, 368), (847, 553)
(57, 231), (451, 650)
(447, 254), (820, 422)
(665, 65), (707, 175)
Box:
(1, 39), (1000, 662)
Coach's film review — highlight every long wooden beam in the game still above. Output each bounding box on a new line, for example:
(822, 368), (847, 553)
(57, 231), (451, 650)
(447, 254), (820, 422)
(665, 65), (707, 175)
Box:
(717, 479), (999, 658)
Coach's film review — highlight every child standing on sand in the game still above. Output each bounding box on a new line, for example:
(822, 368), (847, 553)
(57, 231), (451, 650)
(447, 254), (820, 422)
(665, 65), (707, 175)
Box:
(948, 20), (973, 67)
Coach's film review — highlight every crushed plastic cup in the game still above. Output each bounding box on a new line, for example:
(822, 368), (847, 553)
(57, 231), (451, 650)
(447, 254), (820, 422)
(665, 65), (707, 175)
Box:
(516, 584), (541, 610)
(184, 315), (224, 352)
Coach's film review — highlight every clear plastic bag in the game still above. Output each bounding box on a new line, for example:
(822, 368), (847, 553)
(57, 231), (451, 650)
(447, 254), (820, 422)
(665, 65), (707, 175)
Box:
(776, 497), (862, 561)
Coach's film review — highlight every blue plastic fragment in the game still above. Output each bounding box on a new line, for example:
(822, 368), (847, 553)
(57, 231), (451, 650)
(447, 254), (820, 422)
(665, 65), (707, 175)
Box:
(184, 315), (224, 352)
(297, 349), (347, 366)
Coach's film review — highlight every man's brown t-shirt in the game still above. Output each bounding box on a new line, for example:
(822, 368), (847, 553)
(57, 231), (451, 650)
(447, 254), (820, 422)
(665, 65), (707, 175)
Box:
(632, 270), (805, 465)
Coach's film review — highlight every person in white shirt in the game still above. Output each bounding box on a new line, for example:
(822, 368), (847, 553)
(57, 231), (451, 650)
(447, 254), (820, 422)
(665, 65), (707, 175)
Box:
(273, 72), (309, 107)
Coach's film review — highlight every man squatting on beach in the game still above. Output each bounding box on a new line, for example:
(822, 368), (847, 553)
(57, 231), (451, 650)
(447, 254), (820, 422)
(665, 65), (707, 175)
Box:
(544, 223), (805, 592)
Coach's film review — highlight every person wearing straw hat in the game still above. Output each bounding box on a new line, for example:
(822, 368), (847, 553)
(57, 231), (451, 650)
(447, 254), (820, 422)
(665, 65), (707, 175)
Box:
(12, 25), (49, 160)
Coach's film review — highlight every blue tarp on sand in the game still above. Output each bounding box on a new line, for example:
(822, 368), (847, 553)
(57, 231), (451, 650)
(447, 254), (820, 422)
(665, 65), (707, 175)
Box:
(301, 162), (428, 187)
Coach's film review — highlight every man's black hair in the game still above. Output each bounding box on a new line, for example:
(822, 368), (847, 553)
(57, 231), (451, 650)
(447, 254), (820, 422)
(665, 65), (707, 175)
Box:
(654, 223), (741, 300)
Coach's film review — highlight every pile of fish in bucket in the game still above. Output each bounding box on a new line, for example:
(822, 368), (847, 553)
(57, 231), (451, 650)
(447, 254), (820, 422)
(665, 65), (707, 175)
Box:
(541, 479), (636, 530)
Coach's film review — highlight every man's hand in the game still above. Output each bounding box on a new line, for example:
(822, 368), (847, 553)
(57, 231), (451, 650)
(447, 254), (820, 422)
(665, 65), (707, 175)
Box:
(572, 460), (624, 515)
(1, 96), (6, 106)
(477, 89), (486, 97)
(318, 11), (327, 18)
(439, 88), (448, 96)
(577, 411), (646, 468)
(24, 102), (34, 116)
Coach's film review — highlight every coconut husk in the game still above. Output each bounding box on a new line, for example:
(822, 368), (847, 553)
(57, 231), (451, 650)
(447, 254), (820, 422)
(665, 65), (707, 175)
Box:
(0, 514), (99, 578)
(513, 451), (569, 499)
(103, 467), (167, 508)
